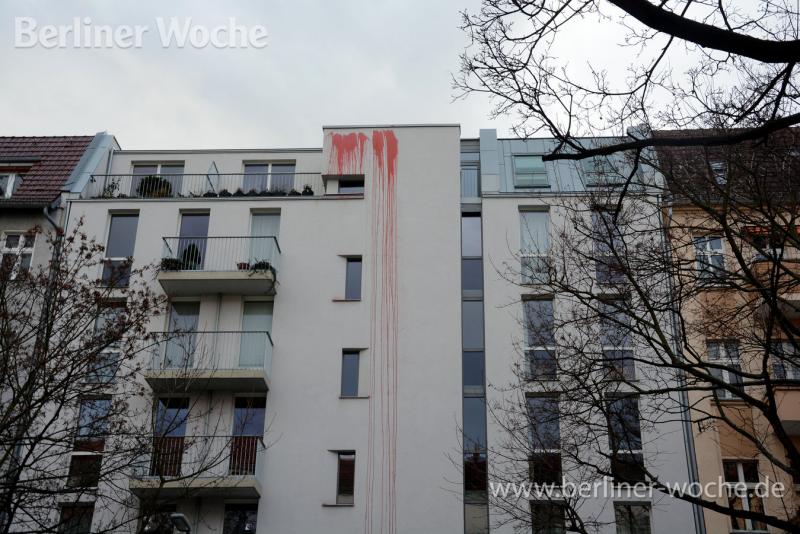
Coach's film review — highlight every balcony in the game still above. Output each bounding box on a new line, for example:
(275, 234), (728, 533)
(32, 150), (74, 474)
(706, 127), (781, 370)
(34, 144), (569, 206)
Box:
(129, 435), (265, 499)
(81, 173), (325, 199)
(157, 236), (279, 296)
(143, 331), (273, 392)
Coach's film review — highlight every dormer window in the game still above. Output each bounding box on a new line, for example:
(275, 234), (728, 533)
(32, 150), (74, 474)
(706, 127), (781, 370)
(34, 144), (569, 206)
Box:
(710, 161), (727, 185)
(0, 174), (21, 198)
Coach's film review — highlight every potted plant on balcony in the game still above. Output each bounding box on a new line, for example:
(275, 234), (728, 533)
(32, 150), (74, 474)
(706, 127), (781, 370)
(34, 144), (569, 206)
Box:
(301, 184), (314, 196)
(219, 189), (232, 197)
(250, 260), (272, 272)
(160, 257), (183, 271)
(181, 244), (202, 270)
(237, 261), (251, 270)
(246, 189), (260, 197)
(136, 175), (173, 198)
(288, 188), (301, 196)
(233, 188), (246, 197)
(202, 190), (218, 198)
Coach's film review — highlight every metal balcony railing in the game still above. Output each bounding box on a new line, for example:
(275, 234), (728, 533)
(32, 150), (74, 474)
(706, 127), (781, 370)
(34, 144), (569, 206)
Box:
(82, 173), (325, 199)
(132, 435), (266, 480)
(148, 331), (273, 375)
(160, 236), (280, 274)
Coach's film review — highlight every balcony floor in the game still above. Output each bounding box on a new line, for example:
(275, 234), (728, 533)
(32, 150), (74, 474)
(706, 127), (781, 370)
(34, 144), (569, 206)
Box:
(143, 368), (270, 392)
(157, 270), (277, 296)
(129, 475), (261, 499)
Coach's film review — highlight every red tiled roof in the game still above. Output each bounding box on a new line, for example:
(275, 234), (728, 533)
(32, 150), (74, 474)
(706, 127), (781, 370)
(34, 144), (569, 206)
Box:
(0, 136), (94, 205)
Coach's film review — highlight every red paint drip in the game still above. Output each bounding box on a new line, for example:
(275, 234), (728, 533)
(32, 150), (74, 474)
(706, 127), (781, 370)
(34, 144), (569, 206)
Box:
(328, 132), (369, 175)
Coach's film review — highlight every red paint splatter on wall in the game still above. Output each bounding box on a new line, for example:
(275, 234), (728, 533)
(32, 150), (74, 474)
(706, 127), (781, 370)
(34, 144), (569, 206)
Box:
(365, 129), (399, 534)
(328, 132), (369, 175)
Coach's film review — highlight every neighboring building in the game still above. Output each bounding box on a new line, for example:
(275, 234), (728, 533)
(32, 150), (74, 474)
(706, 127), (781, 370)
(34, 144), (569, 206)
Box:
(657, 129), (800, 533)
(468, 129), (700, 533)
(0, 134), (117, 274)
(61, 125), (465, 534)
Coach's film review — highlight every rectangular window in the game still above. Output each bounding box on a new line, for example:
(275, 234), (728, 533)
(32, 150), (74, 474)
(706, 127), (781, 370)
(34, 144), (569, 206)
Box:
(163, 302), (200, 368)
(75, 398), (111, 451)
(600, 300), (635, 381)
(520, 210), (550, 284)
(462, 258), (483, 292)
(58, 504), (94, 534)
(150, 398), (189, 477)
(462, 213), (482, 257)
(338, 177), (365, 194)
(463, 397), (487, 454)
(582, 157), (621, 185)
(524, 299), (556, 380)
(607, 395), (644, 483)
(531, 502), (566, 534)
(231, 398), (266, 475)
(345, 257), (362, 300)
(710, 160), (727, 185)
(774, 342), (800, 381)
(336, 451), (356, 505)
(341, 350), (360, 397)
(66, 455), (102, 488)
(102, 214), (138, 287)
(244, 163), (296, 192)
(614, 503), (651, 534)
(513, 155), (548, 187)
(1, 232), (34, 279)
(694, 236), (725, 281)
(131, 163), (184, 198)
(707, 340), (744, 399)
(463, 351), (485, 397)
(176, 213), (210, 271)
(593, 210), (626, 284)
(223, 503), (258, 534)
(723, 460), (767, 532)
(528, 396), (560, 450)
(462, 300), (485, 350)
(529, 452), (562, 485)
(0, 174), (21, 198)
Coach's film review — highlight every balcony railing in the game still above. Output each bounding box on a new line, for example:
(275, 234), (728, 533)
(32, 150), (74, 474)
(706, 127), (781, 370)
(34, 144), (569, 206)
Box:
(132, 435), (266, 480)
(81, 173), (325, 199)
(160, 236), (280, 274)
(148, 331), (273, 376)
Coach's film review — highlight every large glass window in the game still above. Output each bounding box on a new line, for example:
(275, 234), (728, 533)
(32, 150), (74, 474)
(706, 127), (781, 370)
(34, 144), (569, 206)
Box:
(132, 163), (184, 198)
(607, 395), (645, 483)
(75, 398), (111, 450)
(600, 300), (635, 381)
(0, 232), (34, 279)
(707, 340), (743, 399)
(513, 155), (548, 187)
(336, 452), (355, 505)
(614, 503), (651, 534)
(163, 302), (200, 368)
(531, 502), (566, 534)
(223, 504), (258, 534)
(341, 350), (360, 397)
(462, 301), (484, 350)
(58, 504), (94, 534)
(524, 299), (556, 380)
(462, 214), (482, 257)
(102, 214), (138, 287)
(694, 235), (725, 281)
(177, 213), (209, 270)
(463, 351), (485, 397)
(463, 397), (487, 454)
(345, 257), (362, 300)
(723, 460), (767, 532)
(520, 210), (550, 284)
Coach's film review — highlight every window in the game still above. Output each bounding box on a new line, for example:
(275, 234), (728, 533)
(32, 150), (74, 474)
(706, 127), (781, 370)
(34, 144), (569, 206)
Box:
(462, 300), (485, 350)
(524, 299), (556, 380)
(345, 257), (362, 300)
(163, 302), (200, 368)
(151, 398), (188, 478)
(582, 157), (620, 185)
(338, 177), (365, 194)
(66, 455), (102, 488)
(748, 228), (783, 261)
(243, 163), (296, 192)
(75, 398), (111, 451)
(707, 340), (744, 399)
(461, 152), (480, 198)
(710, 160), (727, 185)
(88, 301), (125, 384)
(223, 504), (258, 534)
(176, 213), (209, 271)
(531, 502), (566, 534)
(239, 301), (273, 368)
(723, 460), (768, 532)
(694, 236), (725, 281)
(520, 210), (550, 284)
(607, 395), (645, 483)
(528, 397), (561, 486)
(0, 232), (34, 279)
(593, 209), (626, 284)
(773, 342), (800, 381)
(140, 506), (175, 534)
(131, 163), (184, 198)
(58, 504), (94, 534)
(513, 155), (548, 187)
(463, 351), (485, 396)
(614, 503), (651, 534)
(341, 350), (360, 397)
(464, 397), (487, 454)
(102, 214), (138, 287)
(462, 213), (482, 257)
(601, 300), (635, 381)
(231, 398), (266, 475)
(0, 173), (21, 198)
(336, 451), (355, 505)
(462, 258), (483, 292)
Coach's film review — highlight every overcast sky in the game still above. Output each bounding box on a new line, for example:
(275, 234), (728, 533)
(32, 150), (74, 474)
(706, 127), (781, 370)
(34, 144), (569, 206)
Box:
(0, 0), (522, 149)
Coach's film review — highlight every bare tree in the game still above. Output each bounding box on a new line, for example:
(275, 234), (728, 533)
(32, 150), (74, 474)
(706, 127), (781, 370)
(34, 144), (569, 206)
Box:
(456, 0), (800, 159)
(480, 133), (800, 532)
(0, 222), (266, 533)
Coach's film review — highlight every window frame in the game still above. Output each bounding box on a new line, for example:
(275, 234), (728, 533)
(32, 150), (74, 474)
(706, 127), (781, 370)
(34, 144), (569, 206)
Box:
(527, 396), (562, 487)
(242, 162), (296, 192)
(600, 300), (636, 381)
(710, 160), (728, 185)
(1, 231), (34, 280)
(344, 256), (362, 301)
(520, 210), (551, 285)
(523, 298), (557, 381)
(102, 213), (139, 288)
(340, 350), (361, 398)
(694, 235), (726, 282)
(707, 340), (744, 399)
(512, 155), (549, 188)
(337, 176), (365, 194)
(0, 173), (20, 199)
(722, 460), (768, 533)
(335, 451), (356, 505)
(606, 395), (645, 484)
(582, 157), (623, 186)
(773, 342), (800, 381)
(613, 502), (652, 534)
(530, 500), (566, 534)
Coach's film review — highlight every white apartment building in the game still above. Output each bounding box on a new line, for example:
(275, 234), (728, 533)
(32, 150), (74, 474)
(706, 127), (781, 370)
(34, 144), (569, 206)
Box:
(45, 124), (703, 534)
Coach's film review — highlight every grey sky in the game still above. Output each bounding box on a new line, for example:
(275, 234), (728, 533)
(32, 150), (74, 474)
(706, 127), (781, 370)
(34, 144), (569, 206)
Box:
(0, 0), (517, 149)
